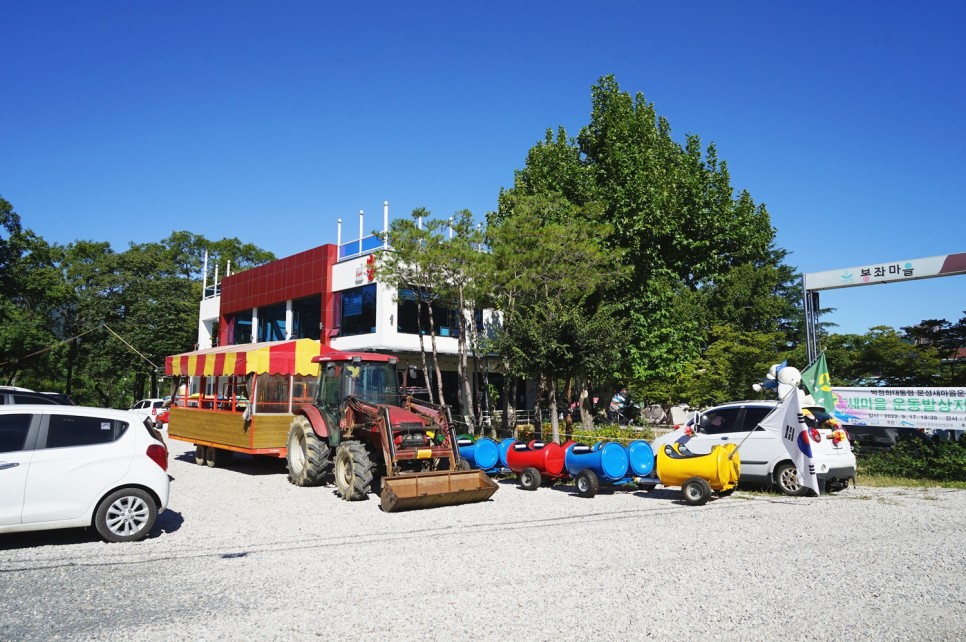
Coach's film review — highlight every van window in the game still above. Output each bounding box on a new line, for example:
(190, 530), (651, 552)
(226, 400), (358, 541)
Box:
(0, 414), (32, 452)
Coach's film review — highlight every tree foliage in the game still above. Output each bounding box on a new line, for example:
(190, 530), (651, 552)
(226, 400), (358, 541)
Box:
(497, 75), (797, 396)
(0, 194), (274, 406)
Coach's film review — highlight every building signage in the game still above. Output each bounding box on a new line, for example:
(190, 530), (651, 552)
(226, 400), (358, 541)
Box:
(803, 252), (966, 291)
(832, 386), (966, 433)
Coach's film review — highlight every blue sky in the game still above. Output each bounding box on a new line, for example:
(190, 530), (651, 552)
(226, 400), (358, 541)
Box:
(1, 1), (963, 335)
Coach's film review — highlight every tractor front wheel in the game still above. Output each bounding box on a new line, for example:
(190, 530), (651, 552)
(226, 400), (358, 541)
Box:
(335, 440), (373, 501)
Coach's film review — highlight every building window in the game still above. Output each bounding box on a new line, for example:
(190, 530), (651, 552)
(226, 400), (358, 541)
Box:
(258, 303), (287, 342)
(396, 287), (460, 337)
(338, 284), (377, 336)
(292, 295), (321, 340)
(232, 310), (253, 345)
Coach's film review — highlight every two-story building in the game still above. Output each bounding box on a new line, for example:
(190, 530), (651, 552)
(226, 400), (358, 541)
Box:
(191, 203), (531, 415)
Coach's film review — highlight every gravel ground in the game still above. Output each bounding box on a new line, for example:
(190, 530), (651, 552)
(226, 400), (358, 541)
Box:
(2, 435), (966, 641)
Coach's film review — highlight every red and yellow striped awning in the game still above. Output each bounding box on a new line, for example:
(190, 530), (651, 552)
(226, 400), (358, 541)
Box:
(165, 339), (325, 377)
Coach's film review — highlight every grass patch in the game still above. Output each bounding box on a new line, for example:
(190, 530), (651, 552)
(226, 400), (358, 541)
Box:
(855, 472), (966, 490)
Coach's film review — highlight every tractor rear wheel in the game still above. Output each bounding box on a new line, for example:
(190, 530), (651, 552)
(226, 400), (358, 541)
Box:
(286, 416), (331, 487)
(335, 440), (373, 501)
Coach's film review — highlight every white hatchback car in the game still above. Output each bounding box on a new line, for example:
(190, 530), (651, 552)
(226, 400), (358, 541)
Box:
(651, 400), (856, 495)
(0, 405), (170, 542)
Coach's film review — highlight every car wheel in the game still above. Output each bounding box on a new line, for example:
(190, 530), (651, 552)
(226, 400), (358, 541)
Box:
(519, 467), (542, 491)
(194, 445), (205, 466)
(94, 487), (157, 543)
(774, 462), (808, 496)
(682, 477), (712, 506)
(574, 469), (599, 498)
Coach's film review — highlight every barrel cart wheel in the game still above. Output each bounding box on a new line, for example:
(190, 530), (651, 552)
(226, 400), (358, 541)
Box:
(575, 469), (600, 498)
(519, 467), (542, 491)
(681, 476), (712, 506)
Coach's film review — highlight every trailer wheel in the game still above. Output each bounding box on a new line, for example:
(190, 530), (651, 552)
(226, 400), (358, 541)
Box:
(575, 469), (599, 498)
(682, 477), (712, 506)
(334, 440), (373, 501)
(204, 446), (221, 468)
(194, 445), (205, 466)
(286, 416), (331, 487)
(519, 467), (542, 491)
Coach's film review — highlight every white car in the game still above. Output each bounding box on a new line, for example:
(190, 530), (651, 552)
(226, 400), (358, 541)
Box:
(0, 405), (170, 542)
(651, 400), (855, 495)
(130, 398), (166, 428)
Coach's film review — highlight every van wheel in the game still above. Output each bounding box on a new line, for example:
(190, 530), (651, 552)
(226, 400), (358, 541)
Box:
(287, 416), (331, 487)
(774, 462), (808, 496)
(94, 487), (157, 542)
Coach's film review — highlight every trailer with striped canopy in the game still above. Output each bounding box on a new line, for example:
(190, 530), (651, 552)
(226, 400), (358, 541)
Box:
(164, 339), (498, 511)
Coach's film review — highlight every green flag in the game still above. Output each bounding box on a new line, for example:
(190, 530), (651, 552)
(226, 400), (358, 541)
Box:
(802, 352), (835, 414)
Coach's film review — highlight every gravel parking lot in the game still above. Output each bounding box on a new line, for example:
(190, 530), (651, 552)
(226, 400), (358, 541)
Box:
(2, 435), (966, 641)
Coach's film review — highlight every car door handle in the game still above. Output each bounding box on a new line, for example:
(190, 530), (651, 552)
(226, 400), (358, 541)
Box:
(0, 462), (19, 470)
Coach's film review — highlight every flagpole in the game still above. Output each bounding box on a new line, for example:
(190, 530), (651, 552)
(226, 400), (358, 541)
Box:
(728, 388), (797, 460)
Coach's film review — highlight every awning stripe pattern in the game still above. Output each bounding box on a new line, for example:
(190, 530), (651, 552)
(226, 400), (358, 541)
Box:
(165, 339), (323, 377)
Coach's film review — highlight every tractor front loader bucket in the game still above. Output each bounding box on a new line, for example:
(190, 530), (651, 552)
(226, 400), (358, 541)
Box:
(380, 469), (498, 513)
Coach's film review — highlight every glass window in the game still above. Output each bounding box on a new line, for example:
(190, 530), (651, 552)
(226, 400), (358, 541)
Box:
(46, 414), (127, 448)
(255, 374), (290, 414)
(339, 284), (377, 336)
(0, 414), (32, 453)
(233, 310), (253, 344)
(293, 295), (321, 340)
(258, 303), (287, 342)
(699, 408), (742, 435)
(318, 363), (344, 407)
(743, 407), (774, 432)
(396, 287), (460, 337)
(13, 393), (58, 405)
(291, 376), (318, 405)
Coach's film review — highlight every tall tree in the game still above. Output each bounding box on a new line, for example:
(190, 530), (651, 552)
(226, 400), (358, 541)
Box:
(498, 76), (785, 392)
(486, 193), (627, 441)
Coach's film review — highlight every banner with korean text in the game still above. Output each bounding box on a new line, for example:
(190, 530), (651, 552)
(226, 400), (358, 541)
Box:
(831, 387), (966, 432)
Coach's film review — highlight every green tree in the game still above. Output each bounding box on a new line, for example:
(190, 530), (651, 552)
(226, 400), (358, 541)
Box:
(497, 76), (787, 394)
(486, 193), (627, 441)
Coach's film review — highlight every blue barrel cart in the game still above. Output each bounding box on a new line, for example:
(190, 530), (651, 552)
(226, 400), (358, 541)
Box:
(457, 436), (517, 475)
(564, 440), (656, 498)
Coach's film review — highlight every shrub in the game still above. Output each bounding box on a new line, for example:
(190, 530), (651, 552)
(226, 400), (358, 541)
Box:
(861, 439), (966, 482)
(513, 422), (654, 444)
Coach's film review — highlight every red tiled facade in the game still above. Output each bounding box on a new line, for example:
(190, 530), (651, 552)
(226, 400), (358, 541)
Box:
(218, 244), (339, 346)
